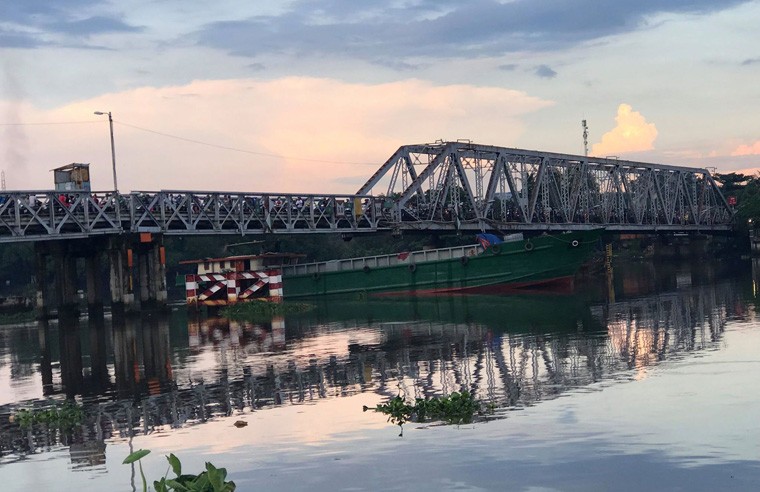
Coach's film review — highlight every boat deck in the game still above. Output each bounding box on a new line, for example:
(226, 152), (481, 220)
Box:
(282, 244), (483, 276)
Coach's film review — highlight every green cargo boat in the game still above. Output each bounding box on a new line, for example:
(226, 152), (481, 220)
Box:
(280, 230), (603, 298)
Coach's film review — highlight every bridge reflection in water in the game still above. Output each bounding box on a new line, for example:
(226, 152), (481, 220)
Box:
(0, 265), (746, 468)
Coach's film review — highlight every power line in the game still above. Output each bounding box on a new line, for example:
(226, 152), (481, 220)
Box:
(115, 120), (378, 166)
(0, 118), (380, 166)
(0, 120), (98, 126)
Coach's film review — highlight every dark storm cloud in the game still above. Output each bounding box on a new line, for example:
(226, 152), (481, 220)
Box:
(194, 0), (750, 63)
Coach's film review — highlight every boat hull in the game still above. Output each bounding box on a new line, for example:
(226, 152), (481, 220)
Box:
(282, 230), (602, 298)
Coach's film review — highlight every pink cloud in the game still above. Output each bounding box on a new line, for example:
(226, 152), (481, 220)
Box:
(731, 141), (760, 156)
(591, 104), (658, 157)
(2, 78), (553, 193)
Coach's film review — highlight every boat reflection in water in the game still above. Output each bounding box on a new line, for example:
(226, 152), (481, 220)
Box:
(0, 260), (746, 471)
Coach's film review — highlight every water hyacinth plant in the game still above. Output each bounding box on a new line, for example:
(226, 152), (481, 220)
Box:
(13, 400), (84, 430)
(364, 391), (487, 436)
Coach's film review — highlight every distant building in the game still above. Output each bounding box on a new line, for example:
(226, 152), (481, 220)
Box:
(53, 163), (91, 191)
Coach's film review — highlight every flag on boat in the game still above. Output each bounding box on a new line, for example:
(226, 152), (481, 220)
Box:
(476, 233), (503, 249)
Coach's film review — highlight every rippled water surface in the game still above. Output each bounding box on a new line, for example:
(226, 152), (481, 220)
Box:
(1, 258), (760, 491)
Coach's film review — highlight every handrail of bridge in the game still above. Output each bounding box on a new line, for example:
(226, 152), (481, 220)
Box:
(0, 190), (387, 242)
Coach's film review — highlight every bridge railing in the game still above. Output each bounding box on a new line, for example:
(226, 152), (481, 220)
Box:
(0, 190), (126, 241)
(129, 191), (386, 234)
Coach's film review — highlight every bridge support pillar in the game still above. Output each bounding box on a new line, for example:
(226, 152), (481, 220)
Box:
(34, 243), (50, 319)
(52, 241), (80, 318)
(109, 237), (135, 313)
(136, 233), (167, 310)
(85, 254), (104, 315)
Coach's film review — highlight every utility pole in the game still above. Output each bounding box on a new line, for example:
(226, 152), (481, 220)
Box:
(581, 120), (589, 157)
(1, 170), (5, 191)
(94, 111), (118, 192)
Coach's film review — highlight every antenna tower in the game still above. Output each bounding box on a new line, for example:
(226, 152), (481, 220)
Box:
(581, 120), (589, 157)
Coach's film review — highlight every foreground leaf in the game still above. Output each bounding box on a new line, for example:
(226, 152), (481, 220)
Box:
(123, 449), (151, 464)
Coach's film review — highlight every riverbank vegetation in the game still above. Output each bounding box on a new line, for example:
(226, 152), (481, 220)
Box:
(715, 172), (760, 230)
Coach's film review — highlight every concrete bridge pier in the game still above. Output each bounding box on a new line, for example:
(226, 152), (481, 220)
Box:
(52, 241), (80, 319)
(34, 243), (50, 319)
(135, 233), (168, 310)
(109, 237), (136, 313)
(85, 253), (104, 316)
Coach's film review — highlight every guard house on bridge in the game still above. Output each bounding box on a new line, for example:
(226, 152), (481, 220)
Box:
(53, 163), (91, 191)
(181, 253), (302, 307)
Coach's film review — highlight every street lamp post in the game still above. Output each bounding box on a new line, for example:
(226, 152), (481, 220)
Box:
(94, 111), (118, 192)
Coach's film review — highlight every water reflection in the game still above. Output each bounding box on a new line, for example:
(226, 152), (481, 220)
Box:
(0, 259), (750, 473)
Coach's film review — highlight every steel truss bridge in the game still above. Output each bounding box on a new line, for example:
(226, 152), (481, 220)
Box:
(0, 142), (734, 243)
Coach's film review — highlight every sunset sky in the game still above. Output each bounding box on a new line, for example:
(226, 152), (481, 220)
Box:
(1, 1), (759, 193)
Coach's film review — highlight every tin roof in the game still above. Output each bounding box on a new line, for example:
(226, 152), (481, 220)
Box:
(51, 163), (90, 172)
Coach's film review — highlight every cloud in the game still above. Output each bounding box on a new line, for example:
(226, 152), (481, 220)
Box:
(591, 104), (658, 157)
(534, 65), (557, 78)
(192, 0), (749, 62)
(741, 57), (760, 66)
(50, 16), (143, 37)
(2, 1), (141, 46)
(5, 77), (552, 193)
(0, 31), (47, 49)
(731, 141), (760, 156)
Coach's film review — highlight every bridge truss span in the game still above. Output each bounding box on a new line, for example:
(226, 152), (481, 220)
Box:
(357, 142), (734, 233)
(0, 191), (125, 242)
(130, 191), (385, 235)
(0, 142), (735, 242)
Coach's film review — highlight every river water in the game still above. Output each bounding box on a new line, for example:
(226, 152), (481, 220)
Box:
(1, 257), (759, 491)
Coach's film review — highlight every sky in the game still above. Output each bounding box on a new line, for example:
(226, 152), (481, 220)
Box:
(1, 0), (759, 193)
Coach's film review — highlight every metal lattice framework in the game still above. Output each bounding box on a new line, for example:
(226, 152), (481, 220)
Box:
(0, 142), (734, 242)
(0, 190), (384, 242)
(358, 141), (734, 232)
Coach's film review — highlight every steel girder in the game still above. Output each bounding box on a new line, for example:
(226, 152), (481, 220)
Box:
(0, 191), (125, 242)
(130, 191), (383, 235)
(0, 142), (735, 242)
(357, 141), (733, 232)
(0, 190), (385, 241)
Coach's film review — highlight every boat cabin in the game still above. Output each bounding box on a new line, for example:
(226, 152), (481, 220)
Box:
(180, 253), (303, 307)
